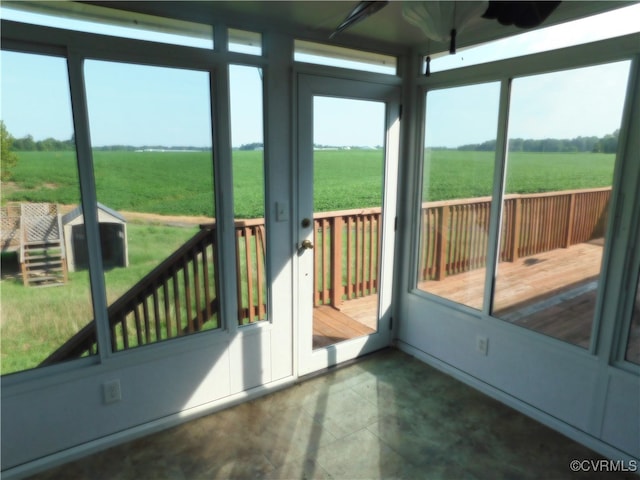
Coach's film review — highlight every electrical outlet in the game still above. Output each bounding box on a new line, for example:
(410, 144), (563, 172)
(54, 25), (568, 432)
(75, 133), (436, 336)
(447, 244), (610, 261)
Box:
(103, 379), (122, 404)
(476, 335), (489, 356)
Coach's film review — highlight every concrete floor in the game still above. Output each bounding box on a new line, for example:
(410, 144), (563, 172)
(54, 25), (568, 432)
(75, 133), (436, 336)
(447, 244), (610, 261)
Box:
(28, 349), (635, 479)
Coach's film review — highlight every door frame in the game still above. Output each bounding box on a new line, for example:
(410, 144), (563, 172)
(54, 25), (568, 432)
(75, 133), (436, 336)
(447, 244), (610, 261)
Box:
(295, 73), (401, 375)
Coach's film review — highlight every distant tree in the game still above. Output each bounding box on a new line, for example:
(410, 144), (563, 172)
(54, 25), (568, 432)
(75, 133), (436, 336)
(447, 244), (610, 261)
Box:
(592, 130), (619, 154)
(239, 142), (264, 151)
(457, 131), (620, 154)
(12, 133), (76, 151)
(13, 134), (36, 151)
(1, 121), (19, 181)
(509, 138), (524, 152)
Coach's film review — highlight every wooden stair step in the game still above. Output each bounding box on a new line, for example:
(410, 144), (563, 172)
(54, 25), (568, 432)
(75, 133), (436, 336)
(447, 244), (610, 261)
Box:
(24, 241), (61, 248)
(25, 275), (65, 280)
(24, 260), (63, 267)
(25, 269), (64, 275)
(24, 258), (64, 263)
(25, 267), (64, 273)
(28, 278), (66, 287)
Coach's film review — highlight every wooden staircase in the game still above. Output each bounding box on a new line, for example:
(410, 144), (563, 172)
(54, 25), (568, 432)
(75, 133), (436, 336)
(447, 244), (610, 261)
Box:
(21, 240), (68, 286)
(20, 203), (68, 287)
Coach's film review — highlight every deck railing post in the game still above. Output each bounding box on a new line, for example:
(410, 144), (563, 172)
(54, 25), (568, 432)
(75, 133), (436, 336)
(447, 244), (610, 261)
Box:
(511, 197), (522, 261)
(435, 206), (449, 280)
(565, 192), (577, 248)
(235, 228), (243, 322)
(330, 216), (344, 307)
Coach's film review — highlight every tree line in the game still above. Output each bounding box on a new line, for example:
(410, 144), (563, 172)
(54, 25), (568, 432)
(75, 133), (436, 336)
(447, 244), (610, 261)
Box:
(5, 128), (621, 154)
(10, 134), (75, 151)
(456, 130), (619, 154)
(9, 134), (209, 152)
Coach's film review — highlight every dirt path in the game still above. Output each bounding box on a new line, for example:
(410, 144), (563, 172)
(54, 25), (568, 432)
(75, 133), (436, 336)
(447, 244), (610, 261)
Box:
(117, 210), (214, 227)
(56, 204), (213, 228)
(3, 199), (212, 228)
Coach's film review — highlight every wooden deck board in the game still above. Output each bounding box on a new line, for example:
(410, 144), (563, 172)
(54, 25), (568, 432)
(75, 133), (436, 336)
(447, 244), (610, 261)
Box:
(310, 241), (638, 360)
(313, 305), (375, 349)
(337, 295), (378, 329)
(419, 242), (605, 347)
(419, 242), (604, 312)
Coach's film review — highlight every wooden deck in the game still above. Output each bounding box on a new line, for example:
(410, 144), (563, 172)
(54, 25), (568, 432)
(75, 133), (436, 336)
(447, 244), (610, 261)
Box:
(313, 304), (375, 349)
(419, 241), (603, 312)
(312, 295), (379, 349)
(420, 241), (605, 348)
(311, 241), (639, 360)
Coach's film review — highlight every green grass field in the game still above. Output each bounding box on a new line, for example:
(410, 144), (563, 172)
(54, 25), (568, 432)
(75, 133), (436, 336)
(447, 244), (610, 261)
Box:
(3, 149), (615, 217)
(423, 149), (614, 200)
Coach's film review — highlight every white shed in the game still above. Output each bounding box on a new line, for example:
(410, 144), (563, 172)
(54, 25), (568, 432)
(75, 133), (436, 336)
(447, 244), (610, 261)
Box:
(62, 203), (128, 272)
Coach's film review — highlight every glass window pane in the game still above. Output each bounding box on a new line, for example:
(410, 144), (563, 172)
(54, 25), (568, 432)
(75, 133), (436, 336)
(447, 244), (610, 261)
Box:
(1, 51), (96, 375)
(625, 271), (640, 365)
(492, 62), (630, 348)
(416, 82), (500, 310)
(230, 65), (267, 325)
(312, 97), (385, 348)
(84, 60), (219, 353)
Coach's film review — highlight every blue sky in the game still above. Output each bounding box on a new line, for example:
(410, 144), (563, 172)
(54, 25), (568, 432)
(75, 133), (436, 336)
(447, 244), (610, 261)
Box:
(0, 50), (264, 148)
(1, 3), (639, 148)
(425, 60), (631, 148)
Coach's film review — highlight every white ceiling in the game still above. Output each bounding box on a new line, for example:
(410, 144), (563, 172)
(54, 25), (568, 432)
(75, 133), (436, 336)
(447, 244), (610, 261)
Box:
(80, 1), (632, 54)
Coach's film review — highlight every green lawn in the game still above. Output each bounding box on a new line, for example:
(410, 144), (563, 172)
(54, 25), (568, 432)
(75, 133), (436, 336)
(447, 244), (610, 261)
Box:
(3, 149), (615, 216)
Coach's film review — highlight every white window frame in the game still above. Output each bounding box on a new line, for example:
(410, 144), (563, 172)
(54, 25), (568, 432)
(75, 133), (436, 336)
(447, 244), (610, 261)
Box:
(0, 18), (271, 384)
(410, 33), (640, 364)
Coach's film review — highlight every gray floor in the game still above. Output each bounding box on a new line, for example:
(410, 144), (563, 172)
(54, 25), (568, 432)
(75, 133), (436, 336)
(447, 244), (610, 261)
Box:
(29, 349), (635, 479)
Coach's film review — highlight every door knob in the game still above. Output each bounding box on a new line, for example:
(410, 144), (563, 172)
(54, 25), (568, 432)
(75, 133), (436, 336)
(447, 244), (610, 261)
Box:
(301, 239), (314, 250)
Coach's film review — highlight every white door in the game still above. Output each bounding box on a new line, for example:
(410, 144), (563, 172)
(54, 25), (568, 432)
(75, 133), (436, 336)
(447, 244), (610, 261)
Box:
(297, 74), (400, 375)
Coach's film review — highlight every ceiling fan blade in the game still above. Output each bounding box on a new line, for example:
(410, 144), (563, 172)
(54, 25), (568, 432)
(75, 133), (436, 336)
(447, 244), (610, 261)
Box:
(482, 1), (561, 28)
(330, 1), (389, 39)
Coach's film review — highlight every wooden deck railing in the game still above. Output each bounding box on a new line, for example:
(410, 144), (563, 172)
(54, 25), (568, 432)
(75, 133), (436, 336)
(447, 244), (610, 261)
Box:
(40, 186), (610, 363)
(41, 225), (220, 365)
(313, 208), (382, 308)
(418, 187), (611, 281)
(41, 218), (273, 363)
(234, 219), (267, 324)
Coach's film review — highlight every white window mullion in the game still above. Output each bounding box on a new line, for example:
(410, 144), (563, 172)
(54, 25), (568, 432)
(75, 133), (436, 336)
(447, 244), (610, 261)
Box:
(483, 78), (512, 315)
(210, 56), (239, 332)
(66, 50), (111, 360)
(596, 55), (640, 366)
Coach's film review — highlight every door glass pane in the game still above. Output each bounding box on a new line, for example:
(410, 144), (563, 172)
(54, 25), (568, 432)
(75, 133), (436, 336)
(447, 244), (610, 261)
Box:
(416, 83), (500, 310)
(230, 65), (267, 325)
(492, 61), (630, 348)
(1, 51), (96, 375)
(625, 271), (640, 365)
(312, 96), (384, 349)
(85, 60), (219, 353)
